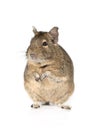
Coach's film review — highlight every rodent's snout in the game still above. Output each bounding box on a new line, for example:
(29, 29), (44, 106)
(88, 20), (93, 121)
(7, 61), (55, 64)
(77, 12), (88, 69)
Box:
(30, 53), (36, 59)
(29, 53), (44, 63)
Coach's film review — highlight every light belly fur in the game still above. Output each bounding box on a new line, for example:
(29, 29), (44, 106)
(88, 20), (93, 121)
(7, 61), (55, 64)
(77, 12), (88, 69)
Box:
(24, 76), (74, 103)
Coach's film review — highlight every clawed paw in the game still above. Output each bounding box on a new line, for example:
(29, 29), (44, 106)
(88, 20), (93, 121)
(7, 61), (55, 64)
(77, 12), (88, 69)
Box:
(31, 104), (40, 109)
(61, 105), (71, 110)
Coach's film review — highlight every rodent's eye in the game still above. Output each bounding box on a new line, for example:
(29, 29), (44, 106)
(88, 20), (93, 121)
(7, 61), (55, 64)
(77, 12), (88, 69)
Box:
(51, 39), (56, 44)
(51, 39), (54, 43)
(42, 41), (48, 46)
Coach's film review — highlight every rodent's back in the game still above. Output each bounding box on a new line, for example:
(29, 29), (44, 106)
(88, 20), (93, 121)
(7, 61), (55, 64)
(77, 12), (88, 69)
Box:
(58, 45), (74, 78)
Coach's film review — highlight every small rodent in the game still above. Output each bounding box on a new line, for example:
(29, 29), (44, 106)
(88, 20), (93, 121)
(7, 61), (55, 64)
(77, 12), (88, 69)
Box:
(24, 27), (74, 109)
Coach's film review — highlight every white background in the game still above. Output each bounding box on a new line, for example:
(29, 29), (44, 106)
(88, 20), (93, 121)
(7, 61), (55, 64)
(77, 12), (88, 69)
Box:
(0, 0), (93, 130)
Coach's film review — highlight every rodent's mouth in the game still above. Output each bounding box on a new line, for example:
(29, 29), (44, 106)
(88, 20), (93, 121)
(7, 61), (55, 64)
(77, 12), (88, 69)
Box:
(40, 64), (49, 68)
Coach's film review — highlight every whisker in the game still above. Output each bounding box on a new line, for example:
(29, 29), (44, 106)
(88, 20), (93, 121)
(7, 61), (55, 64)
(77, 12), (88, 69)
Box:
(17, 50), (27, 60)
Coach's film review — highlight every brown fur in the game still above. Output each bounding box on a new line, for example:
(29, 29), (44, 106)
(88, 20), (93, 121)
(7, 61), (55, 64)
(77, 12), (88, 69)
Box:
(24, 27), (74, 109)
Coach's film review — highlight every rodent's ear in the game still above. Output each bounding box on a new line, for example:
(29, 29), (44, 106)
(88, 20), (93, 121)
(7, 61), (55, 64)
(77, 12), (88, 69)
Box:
(32, 26), (38, 35)
(49, 27), (59, 43)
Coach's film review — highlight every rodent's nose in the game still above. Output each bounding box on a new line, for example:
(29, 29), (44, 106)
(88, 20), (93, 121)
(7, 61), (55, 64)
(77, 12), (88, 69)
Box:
(30, 54), (36, 59)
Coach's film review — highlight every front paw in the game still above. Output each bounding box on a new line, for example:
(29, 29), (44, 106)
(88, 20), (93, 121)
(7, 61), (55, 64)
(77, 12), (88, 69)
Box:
(33, 72), (40, 81)
(41, 71), (51, 80)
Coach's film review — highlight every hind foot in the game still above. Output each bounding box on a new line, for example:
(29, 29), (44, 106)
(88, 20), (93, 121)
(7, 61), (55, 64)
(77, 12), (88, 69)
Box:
(61, 105), (71, 110)
(31, 102), (40, 109)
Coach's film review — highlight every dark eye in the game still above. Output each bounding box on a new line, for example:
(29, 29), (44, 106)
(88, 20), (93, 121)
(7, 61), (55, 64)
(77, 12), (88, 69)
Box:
(51, 39), (54, 43)
(42, 42), (48, 46)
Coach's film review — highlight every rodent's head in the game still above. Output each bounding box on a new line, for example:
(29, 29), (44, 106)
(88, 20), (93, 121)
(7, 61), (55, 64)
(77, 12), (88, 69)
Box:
(26, 27), (59, 64)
